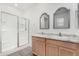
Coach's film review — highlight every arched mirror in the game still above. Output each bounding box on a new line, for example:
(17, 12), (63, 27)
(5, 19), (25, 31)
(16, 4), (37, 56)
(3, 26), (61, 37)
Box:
(40, 13), (49, 29)
(53, 7), (70, 29)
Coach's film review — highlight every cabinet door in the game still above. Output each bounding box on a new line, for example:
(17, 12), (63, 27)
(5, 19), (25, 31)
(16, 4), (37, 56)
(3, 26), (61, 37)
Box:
(32, 39), (38, 55)
(46, 43), (59, 56)
(59, 47), (76, 56)
(32, 37), (45, 56)
(37, 41), (45, 56)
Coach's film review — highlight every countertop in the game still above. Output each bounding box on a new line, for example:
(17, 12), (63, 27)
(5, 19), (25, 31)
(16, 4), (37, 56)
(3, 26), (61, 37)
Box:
(32, 33), (79, 43)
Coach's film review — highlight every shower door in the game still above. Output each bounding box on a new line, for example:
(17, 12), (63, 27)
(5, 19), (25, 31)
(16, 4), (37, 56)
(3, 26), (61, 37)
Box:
(18, 17), (29, 47)
(0, 11), (2, 53)
(1, 12), (17, 52)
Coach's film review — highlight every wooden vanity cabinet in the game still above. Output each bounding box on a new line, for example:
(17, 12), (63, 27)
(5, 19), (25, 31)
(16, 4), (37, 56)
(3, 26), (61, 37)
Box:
(32, 36), (45, 56)
(32, 36), (79, 56)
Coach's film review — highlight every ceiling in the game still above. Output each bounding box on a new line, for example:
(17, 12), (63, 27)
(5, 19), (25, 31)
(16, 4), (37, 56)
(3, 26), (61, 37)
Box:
(0, 3), (38, 11)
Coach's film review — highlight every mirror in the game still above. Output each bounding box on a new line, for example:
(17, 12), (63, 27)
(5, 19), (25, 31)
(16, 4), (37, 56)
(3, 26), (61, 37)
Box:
(40, 13), (49, 29)
(53, 7), (70, 29)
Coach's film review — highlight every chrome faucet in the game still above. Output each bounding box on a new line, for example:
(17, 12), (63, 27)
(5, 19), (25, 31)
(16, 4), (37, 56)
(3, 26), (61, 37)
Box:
(41, 32), (44, 35)
(59, 32), (62, 36)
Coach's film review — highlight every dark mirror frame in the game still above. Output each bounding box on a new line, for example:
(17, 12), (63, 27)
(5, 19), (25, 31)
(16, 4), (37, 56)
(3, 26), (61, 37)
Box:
(53, 7), (70, 29)
(40, 13), (49, 29)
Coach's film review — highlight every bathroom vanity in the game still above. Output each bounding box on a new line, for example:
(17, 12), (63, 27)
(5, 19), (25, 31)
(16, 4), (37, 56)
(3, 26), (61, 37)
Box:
(32, 34), (79, 56)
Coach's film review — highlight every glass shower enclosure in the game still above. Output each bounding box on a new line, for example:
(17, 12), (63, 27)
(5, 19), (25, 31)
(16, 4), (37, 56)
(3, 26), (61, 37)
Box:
(0, 11), (29, 53)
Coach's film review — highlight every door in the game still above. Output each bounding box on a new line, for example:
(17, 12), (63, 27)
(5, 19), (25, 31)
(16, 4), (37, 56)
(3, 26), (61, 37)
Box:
(1, 12), (17, 52)
(46, 43), (59, 56)
(0, 11), (2, 53)
(18, 17), (29, 46)
(59, 47), (76, 56)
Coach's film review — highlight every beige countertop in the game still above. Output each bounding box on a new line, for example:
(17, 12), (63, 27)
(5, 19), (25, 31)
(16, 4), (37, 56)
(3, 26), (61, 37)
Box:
(32, 33), (79, 43)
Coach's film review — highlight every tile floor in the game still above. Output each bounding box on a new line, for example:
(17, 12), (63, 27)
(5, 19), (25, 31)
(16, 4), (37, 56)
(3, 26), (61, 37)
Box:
(8, 47), (32, 56)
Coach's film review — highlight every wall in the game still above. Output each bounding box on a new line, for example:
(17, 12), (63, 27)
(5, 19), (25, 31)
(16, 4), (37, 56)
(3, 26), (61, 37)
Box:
(0, 4), (24, 16)
(23, 3), (79, 46)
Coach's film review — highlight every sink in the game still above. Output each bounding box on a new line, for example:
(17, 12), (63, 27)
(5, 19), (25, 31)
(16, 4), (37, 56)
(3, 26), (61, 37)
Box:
(44, 33), (79, 42)
(34, 33), (79, 43)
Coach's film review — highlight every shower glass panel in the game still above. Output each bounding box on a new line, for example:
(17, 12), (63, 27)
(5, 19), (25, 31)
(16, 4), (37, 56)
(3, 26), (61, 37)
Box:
(0, 11), (1, 53)
(1, 12), (17, 52)
(18, 17), (29, 46)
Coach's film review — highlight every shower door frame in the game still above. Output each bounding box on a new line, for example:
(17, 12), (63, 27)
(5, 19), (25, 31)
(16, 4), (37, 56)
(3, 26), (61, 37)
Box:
(17, 17), (29, 47)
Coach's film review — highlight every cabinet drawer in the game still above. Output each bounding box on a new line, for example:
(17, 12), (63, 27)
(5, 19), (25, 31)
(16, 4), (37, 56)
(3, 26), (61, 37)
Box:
(62, 41), (77, 50)
(59, 47), (76, 56)
(46, 39), (77, 50)
(32, 36), (45, 42)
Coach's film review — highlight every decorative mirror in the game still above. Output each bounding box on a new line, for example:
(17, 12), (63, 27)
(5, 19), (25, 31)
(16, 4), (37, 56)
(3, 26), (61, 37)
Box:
(53, 7), (70, 29)
(40, 13), (49, 29)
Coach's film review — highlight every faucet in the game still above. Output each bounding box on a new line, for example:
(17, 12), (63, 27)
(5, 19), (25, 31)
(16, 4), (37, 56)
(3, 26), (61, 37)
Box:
(59, 32), (62, 36)
(41, 32), (44, 35)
